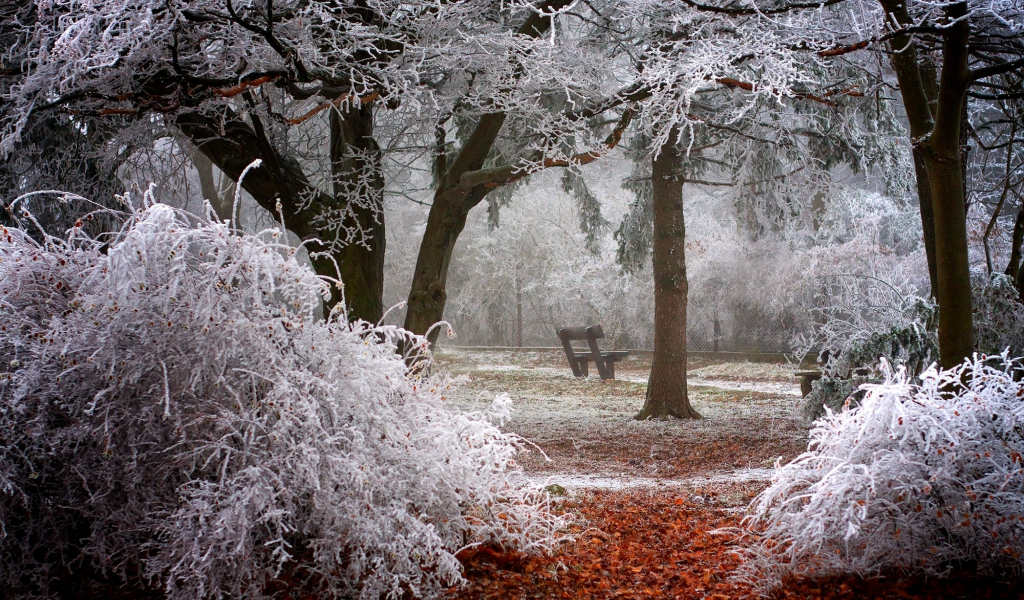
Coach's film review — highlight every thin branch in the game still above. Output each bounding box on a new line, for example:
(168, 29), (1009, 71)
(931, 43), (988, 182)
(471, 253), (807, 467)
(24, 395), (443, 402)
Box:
(460, 108), (635, 191)
(679, 0), (846, 17)
(283, 91), (380, 125)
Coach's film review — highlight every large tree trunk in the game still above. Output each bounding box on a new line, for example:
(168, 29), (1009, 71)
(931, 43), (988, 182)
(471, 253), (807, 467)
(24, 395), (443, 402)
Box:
(402, 189), (481, 340)
(882, 0), (940, 299)
(636, 137), (701, 420)
(913, 60), (941, 298)
(403, 113), (506, 340)
(920, 2), (974, 368)
(879, 0), (974, 368)
(176, 103), (386, 323)
(330, 104), (385, 324)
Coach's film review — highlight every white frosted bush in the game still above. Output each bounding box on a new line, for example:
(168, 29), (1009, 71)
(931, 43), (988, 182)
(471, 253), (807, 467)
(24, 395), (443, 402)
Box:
(0, 199), (562, 599)
(742, 356), (1024, 589)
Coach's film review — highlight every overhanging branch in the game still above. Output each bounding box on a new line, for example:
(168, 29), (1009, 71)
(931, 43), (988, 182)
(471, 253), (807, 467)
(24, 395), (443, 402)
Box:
(459, 107), (635, 191)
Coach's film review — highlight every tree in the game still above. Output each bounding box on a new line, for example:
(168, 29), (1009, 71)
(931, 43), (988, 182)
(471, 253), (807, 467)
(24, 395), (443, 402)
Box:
(636, 132), (702, 419)
(1, 0), (448, 322)
(400, 0), (635, 340)
(3, 0), (632, 331)
(615, 0), (907, 418)
(648, 0), (1023, 368)
(866, 0), (1023, 367)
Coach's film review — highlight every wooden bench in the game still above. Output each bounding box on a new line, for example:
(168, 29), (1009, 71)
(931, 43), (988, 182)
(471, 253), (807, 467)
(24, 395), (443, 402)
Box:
(795, 367), (870, 397)
(557, 325), (629, 380)
(795, 370), (822, 397)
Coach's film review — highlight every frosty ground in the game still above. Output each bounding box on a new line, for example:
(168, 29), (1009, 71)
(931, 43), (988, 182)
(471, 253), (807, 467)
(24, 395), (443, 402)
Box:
(437, 348), (795, 600)
(435, 349), (1024, 600)
(437, 348), (804, 490)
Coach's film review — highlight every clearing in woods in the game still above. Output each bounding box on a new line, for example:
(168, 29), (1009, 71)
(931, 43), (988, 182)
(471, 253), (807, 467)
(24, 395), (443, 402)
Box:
(436, 348), (1024, 600)
(436, 348), (806, 488)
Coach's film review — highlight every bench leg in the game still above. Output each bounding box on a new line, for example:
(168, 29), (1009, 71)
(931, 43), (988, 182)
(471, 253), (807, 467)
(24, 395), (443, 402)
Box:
(579, 360), (589, 377)
(606, 361), (615, 380)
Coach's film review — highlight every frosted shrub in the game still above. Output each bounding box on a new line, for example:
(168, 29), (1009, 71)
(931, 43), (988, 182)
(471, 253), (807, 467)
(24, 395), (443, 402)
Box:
(0, 201), (561, 599)
(974, 273), (1024, 358)
(742, 356), (1024, 589)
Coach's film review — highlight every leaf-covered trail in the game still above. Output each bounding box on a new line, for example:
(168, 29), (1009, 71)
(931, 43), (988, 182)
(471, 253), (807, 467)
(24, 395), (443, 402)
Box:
(449, 487), (757, 600)
(449, 484), (1024, 600)
(437, 349), (786, 599)
(436, 349), (1024, 600)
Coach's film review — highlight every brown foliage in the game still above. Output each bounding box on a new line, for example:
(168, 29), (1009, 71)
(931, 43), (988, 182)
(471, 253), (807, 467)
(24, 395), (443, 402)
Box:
(448, 490), (753, 600)
(447, 490), (1024, 600)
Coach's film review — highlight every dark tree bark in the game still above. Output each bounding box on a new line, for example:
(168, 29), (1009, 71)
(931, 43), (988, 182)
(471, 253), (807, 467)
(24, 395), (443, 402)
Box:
(881, 0), (941, 299)
(403, 114), (506, 340)
(330, 104), (386, 324)
(177, 103), (386, 323)
(915, 57), (942, 298)
(912, 149), (939, 297)
(879, 0), (974, 368)
(920, 2), (974, 368)
(635, 136), (701, 420)
(402, 2), (568, 340)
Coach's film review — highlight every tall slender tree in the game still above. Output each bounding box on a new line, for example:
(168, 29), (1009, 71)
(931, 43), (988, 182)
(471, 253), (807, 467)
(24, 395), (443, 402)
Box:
(673, 0), (1024, 366)
(636, 132), (702, 419)
(615, 0), (909, 418)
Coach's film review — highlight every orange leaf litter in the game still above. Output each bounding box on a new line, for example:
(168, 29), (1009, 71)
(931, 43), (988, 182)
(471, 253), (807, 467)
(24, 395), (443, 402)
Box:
(447, 490), (1024, 600)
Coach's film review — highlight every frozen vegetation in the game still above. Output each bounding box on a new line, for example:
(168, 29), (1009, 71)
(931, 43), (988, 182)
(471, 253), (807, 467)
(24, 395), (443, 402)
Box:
(744, 356), (1024, 588)
(0, 201), (562, 600)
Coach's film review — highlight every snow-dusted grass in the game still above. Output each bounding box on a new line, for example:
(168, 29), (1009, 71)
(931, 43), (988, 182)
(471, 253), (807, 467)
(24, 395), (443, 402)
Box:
(528, 468), (775, 492)
(741, 356), (1024, 589)
(0, 202), (562, 600)
(689, 361), (801, 383)
(434, 349), (808, 481)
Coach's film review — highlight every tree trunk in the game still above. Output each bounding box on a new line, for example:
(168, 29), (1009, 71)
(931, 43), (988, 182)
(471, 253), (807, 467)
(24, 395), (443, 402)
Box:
(176, 103), (386, 323)
(402, 109), (510, 341)
(636, 136), (701, 420)
(919, 2), (974, 369)
(881, 0), (941, 299)
(403, 183), (491, 341)
(329, 104), (385, 324)
(878, 0), (974, 368)
(912, 149), (940, 297)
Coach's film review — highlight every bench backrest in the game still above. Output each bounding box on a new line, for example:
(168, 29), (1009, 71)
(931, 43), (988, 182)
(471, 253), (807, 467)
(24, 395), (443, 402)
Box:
(557, 324), (604, 342)
(557, 325), (608, 378)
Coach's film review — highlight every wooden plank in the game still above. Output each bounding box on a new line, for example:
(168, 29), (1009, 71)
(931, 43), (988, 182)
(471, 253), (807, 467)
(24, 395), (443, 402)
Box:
(573, 351), (628, 361)
(585, 326), (611, 380)
(558, 324), (605, 340)
(557, 328), (584, 377)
